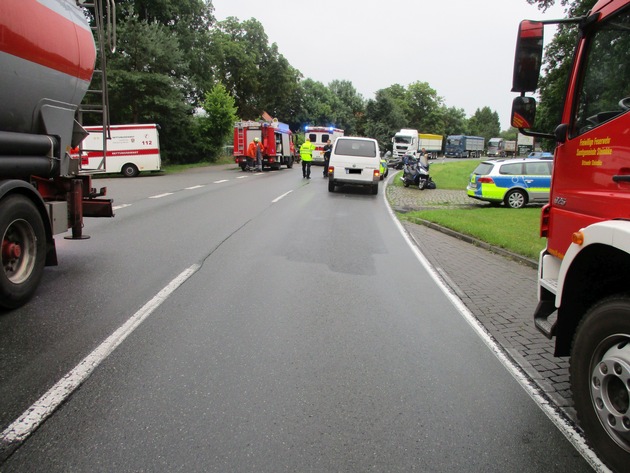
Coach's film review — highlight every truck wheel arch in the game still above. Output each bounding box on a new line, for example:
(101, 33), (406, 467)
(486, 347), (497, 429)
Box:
(554, 223), (630, 355)
(0, 180), (57, 266)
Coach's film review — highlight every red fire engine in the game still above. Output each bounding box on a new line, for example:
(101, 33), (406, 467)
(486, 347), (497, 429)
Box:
(511, 1), (630, 470)
(233, 120), (296, 171)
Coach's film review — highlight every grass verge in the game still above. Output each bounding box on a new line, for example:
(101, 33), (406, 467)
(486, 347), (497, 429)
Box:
(390, 159), (546, 260)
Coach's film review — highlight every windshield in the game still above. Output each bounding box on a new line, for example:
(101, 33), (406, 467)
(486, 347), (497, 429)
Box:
(395, 136), (412, 144)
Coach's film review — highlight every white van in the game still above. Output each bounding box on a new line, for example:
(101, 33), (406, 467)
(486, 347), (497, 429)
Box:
(327, 137), (381, 194)
(81, 124), (162, 177)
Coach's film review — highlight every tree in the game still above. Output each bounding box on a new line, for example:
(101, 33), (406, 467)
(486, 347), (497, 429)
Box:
(468, 107), (501, 141)
(328, 80), (366, 135)
(106, 6), (194, 163)
(406, 81), (444, 133)
(439, 106), (469, 137)
(195, 83), (238, 161)
(364, 89), (407, 151)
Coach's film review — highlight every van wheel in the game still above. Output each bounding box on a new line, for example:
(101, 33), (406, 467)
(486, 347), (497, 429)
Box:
(328, 180), (335, 192)
(371, 185), (378, 195)
(122, 163), (139, 177)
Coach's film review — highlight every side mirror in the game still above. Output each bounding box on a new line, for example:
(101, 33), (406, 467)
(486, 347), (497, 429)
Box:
(511, 96), (537, 129)
(512, 20), (544, 93)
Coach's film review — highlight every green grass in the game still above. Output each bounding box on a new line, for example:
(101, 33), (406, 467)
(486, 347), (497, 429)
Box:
(401, 207), (545, 260)
(391, 159), (546, 260)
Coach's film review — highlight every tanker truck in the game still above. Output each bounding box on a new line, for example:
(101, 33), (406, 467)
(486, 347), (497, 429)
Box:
(0, 0), (114, 309)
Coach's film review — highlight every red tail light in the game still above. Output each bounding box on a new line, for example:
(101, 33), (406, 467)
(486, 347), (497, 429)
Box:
(477, 176), (494, 184)
(374, 170), (380, 179)
(328, 166), (334, 175)
(540, 204), (550, 238)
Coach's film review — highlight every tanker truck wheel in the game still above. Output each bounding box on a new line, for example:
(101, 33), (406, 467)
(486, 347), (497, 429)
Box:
(570, 295), (630, 472)
(0, 195), (47, 309)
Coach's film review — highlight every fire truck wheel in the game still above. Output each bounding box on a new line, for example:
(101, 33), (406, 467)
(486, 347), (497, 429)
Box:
(0, 195), (47, 310)
(122, 163), (139, 177)
(570, 295), (630, 472)
(240, 164), (247, 171)
(287, 160), (293, 169)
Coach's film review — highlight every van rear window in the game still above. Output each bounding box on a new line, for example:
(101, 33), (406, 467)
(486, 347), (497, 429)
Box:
(334, 140), (376, 157)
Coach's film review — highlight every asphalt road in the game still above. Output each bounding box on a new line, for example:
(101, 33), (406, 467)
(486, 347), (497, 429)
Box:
(0, 165), (594, 471)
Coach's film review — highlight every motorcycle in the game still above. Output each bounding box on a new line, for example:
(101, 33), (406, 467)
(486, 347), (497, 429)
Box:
(400, 158), (436, 190)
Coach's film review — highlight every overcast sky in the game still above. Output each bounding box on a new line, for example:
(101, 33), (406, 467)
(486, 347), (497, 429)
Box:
(213, 0), (567, 131)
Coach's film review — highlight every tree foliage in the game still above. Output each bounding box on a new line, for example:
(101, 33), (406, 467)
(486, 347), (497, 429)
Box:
(100, 0), (531, 163)
(468, 107), (501, 141)
(195, 83), (238, 159)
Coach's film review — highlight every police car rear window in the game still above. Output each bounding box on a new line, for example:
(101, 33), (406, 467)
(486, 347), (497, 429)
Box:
(472, 163), (494, 175)
(334, 139), (376, 157)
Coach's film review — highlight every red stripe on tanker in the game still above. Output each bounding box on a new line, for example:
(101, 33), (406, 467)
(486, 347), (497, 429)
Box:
(0, 0), (96, 82)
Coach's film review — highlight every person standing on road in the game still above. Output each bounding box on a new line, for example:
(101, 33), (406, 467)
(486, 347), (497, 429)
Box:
(322, 139), (332, 177)
(300, 138), (315, 179)
(247, 137), (264, 172)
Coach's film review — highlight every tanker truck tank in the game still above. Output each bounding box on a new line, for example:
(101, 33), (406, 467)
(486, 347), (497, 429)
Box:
(0, 0), (96, 177)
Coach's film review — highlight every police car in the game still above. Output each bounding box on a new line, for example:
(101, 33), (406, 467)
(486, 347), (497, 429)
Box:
(466, 157), (553, 208)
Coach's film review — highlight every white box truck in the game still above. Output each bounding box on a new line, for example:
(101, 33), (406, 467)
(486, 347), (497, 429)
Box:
(81, 124), (162, 177)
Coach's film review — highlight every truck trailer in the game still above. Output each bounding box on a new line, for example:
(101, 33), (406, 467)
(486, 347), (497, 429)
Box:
(0, 0), (114, 309)
(444, 135), (485, 158)
(511, 2), (630, 470)
(419, 133), (443, 158)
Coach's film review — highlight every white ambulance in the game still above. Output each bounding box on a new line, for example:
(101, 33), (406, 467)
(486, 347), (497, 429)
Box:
(304, 126), (344, 165)
(81, 124), (162, 177)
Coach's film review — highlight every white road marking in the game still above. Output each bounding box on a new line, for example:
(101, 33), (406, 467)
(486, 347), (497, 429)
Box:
(0, 264), (201, 444)
(236, 176), (248, 179)
(113, 204), (131, 210)
(149, 193), (173, 199)
(213, 180), (229, 184)
(185, 185), (204, 190)
(272, 190), (293, 203)
(381, 177), (610, 473)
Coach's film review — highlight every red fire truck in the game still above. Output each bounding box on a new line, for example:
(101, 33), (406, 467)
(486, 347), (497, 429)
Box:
(511, 1), (630, 470)
(233, 120), (296, 171)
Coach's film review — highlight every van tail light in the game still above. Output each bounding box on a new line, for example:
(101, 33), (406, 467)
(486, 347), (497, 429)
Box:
(477, 177), (494, 184)
(374, 169), (380, 179)
(328, 166), (334, 175)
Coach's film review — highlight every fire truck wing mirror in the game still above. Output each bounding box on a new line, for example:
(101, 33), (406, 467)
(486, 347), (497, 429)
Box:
(512, 20), (544, 93)
(511, 96), (537, 129)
